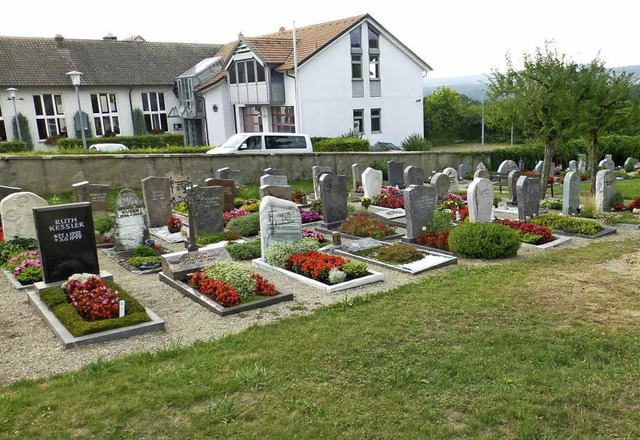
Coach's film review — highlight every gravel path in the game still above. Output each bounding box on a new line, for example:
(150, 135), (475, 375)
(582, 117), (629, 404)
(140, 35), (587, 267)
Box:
(1, 225), (638, 387)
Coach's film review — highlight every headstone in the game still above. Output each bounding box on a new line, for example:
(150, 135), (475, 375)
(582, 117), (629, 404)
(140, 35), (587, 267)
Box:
(467, 178), (494, 222)
(319, 174), (348, 229)
(442, 167), (459, 192)
(458, 164), (466, 180)
(260, 174), (288, 187)
(387, 160), (404, 188)
(141, 176), (172, 228)
(72, 181), (90, 203)
(578, 154), (587, 174)
(161, 246), (231, 281)
(189, 186), (224, 235)
(312, 166), (332, 199)
(165, 171), (189, 203)
(430, 172), (450, 201)
(0, 192), (48, 240)
(403, 184), (437, 240)
(507, 170), (521, 204)
(598, 154), (615, 172)
(562, 169), (580, 215)
(0, 185), (22, 203)
(534, 160), (544, 175)
(114, 189), (148, 252)
(204, 178), (235, 213)
(87, 184), (109, 213)
(497, 160), (519, 174)
(216, 167), (242, 188)
(362, 167), (383, 198)
(33, 202), (99, 284)
(474, 162), (489, 179)
(342, 237), (383, 254)
(518, 159), (524, 171)
(351, 163), (361, 192)
(568, 160), (578, 172)
(595, 169), (616, 212)
(404, 166), (425, 187)
(259, 196), (302, 259)
(516, 175), (541, 221)
(624, 157), (638, 172)
(259, 185), (292, 201)
(264, 168), (285, 176)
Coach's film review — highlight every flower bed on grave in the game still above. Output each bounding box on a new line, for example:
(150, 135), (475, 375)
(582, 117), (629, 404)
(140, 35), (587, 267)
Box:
(252, 239), (384, 293)
(529, 213), (616, 239)
(0, 238), (43, 288)
(94, 213), (115, 248)
(300, 208), (323, 224)
(103, 241), (170, 274)
(335, 239), (457, 275)
(336, 212), (402, 240)
(371, 186), (404, 209)
(492, 218), (572, 249)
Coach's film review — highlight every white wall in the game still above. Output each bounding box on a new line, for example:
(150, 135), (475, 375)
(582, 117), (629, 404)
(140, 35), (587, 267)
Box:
(203, 82), (236, 146)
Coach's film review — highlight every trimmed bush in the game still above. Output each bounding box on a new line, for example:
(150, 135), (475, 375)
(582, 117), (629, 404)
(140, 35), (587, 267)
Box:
(226, 212), (260, 236)
(401, 133), (432, 151)
(0, 141), (29, 153)
(312, 137), (370, 152)
(448, 222), (521, 259)
(204, 261), (254, 298)
(226, 239), (262, 261)
(58, 133), (184, 150)
(264, 239), (319, 268)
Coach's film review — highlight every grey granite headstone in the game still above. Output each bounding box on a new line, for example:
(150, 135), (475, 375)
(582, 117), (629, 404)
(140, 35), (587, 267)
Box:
(467, 178), (494, 223)
(404, 166), (425, 187)
(264, 168), (285, 176)
(598, 154), (615, 172)
(430, 172), (450, 201)
(569, 160), (578, 172)
(562, 170), (580, 215)
(351, 164), (361, 191)
(141, 176), (172, 228)
(0, 192), (48, 240)
(33, 202), (99, 284)
(474, 162), (489, 179)
(442, 167), (459, 192)
(0, 185), (22, 203)
(260, 174), (288, 187)
(507, 170), (521, 204)
(319, 173), (348, 229)
(259, 185), (292, 201)
(259, 196), (302, 259)
(114, 189), (148, 252)
(624, 157), (638, 172)
(312, 166), (332, 199)
(72, 181), (90, 203)
(190, 186), (224, 235)
(595, 169), (616, 212)
(534, 160), (544, 175)
(216, 167), (242, 188)
(578, 154), (586, 174)
(516, 175), (541, 221)
(87, 184), (109, 213)
(403, 184), (437, 240)
(458, 164), (466, 180)
(204, 178), (235, 213)
(161, 246), (231, 281)
(497, 160), (519, 174)
(165, 171), (189, 203)
(387, 160), (404, 188)
(362, 167), (383, 198)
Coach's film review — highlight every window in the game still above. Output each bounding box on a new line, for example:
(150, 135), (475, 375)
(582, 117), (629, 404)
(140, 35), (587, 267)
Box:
(265, 135), (307, 149)
(91, 93), (120, 136)
(368, 28), (379, 50)
(229, 59), (266, 85)
(353, 109), (364, 133)
(141, 92), (168, 132)
(33, 94), (66, 141)
(271, 106), (295, 133)
(0, 104), (6, 142)
(371, 108), (381, 133)
(242, 106), (263, 132)
(369, 55), (380, 79)
(350, 28), (361, 48)
(351, 54), (362, 80)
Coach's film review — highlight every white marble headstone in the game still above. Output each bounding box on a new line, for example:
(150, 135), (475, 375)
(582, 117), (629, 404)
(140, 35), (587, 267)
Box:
(467, 178), (494, 223)
(595, 169), (616, 212)
(259, 196), (302, 259)
(0, 192), (49, 240)
(362, 167), (383, 199)
(442, 167), (459, 192)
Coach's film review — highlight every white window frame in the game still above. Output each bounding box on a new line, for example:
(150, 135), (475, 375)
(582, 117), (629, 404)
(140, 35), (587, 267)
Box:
(371, 108), (381, 133)
(353, 109), (364, 133)
(33, 94), (66, 141)
(91, 93), (120, 136)
(141, 92), (168, 132)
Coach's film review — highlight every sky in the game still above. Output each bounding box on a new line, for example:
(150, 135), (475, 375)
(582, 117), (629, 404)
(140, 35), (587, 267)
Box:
(4, 0), (637, 79)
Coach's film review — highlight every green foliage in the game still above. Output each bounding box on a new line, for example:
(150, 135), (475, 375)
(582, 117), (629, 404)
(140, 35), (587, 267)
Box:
(204, 261), (254, 298)
(72, 111), (94, 139)
(39, 282), (151, 337)
(126, 256), (161, 268)
(0, 140), (28, 153)
(328, 268), (347, 285)
(338, 129), (364, 139)
(57, 133), (184, 150)
(309, 198), (322, 214)
(132, 245), (158, 257)
(340, 260), (369, 278)
(313, 137), (370, 152)
(226, 239), (262, 261)
(427, 210), (453, 233)
(448, 222), (521, 259)
(264, 239), (319, 268)
(424, 86), (463, 144)
(15, 265), (43, 284)
(0, 239), (38, 265)
(12, 113), (33, 149)
(530, 213), (603, 235)
(132, 108), (148, 135)
(358, 243), (423, 265)
(226, 212), (260, 236)
(196, 230), (241, 246)
(369, 159), (388, 180)
(93, 213), (115, 235)
(400, 133), (432, 151)
(539, 198), (563, 210)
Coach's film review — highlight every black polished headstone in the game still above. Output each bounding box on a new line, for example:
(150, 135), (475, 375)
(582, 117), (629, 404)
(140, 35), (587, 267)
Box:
(34, 202), (99, 284)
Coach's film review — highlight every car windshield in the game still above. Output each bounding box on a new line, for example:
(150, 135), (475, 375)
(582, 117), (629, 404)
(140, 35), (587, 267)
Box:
(219, 134), (246, 148)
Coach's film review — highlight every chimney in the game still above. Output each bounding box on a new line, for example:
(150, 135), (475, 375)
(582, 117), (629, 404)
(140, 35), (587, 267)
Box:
(103, 33), (117, 41)
(54, 34), (64, 48)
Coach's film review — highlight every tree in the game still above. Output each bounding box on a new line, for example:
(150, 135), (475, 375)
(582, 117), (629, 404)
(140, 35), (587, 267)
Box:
(132, 108), (148, 135)
(486, 42), (579, 197)
(424, 86), (463, 145)
(573, 59), (634, 194)
(11, 113), (33, 149)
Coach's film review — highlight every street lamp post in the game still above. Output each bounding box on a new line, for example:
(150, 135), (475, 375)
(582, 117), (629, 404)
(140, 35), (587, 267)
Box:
(6, 88), (23, 142)
(66, 70), (88, 150)
(481, 88), (487, 156)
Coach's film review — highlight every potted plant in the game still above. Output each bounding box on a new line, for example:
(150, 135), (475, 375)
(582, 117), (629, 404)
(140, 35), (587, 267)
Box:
(167, 214), (183, 233)
(292, 188), (307, 204)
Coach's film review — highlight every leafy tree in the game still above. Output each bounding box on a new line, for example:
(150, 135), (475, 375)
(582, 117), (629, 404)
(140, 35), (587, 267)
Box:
(486, 42), (579, 197)
(132, 108), (148, 135)
(11, 113), (33, 149)
(424, 86), (463, 145)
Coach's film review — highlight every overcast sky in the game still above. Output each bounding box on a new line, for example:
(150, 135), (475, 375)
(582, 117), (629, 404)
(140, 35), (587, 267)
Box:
(4, 0), (636, 79)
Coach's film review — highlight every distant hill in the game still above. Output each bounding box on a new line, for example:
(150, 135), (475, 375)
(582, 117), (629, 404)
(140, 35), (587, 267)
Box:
(423, 65), (640, 101)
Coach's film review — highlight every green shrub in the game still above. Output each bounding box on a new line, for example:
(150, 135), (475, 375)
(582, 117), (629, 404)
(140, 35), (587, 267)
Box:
(341, 261), (369, 278)
(226, 212), (260, 236)
(126, 256), (161, 268)
(12, 113), (33, 149)
(427, 210), (453, 233)
(15, 265), (43, 284)
(204, 261), (254, 298)
(132, 108), (148, 135)
(448, 222), (521, 259)
(539, 198), (563, 210)
(226, 239), (262, 261)
(328, 268), (347, 284)
(530, 213), (603, 235)
(358, 243), (423, 265)
(94, 213), (116, 235)
(264, 239), (319, 268)
(0, 239), (38, 265)
(132, 245), (158, 257)
(196, 230), (241, 246)
(313, 137), (370, 152)
(401, 133), (432, 151)
(0, 141), (28, 153)
(58, 133), (184, 150)
(310, 198), (322, 214)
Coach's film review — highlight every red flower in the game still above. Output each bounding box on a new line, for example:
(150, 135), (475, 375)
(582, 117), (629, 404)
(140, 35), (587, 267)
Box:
(190, 271), (240, 307)
(284, 251), (349, 282)
(65, 276), (120, 321)
(493, 219), (553, 244)
(416, 229), (450, 251)
(252, 273), (276, 296)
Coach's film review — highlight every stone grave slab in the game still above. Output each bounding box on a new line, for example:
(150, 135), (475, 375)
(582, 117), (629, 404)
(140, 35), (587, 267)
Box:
(319, 173), (348, 229)
(403, 184), (437, 241)
(0, 191), (49, 240)
(259, 196), (302, 258)
(362, 167), (383, 198)
(404, 166), (425, 187)
(387, 160), (404, 188)
(142, 176), (172, 228)
(467, 178), (494, 222)
(204, 178), (236, 213)
(259, 185), (292, 201)
(160, 246), (232, 281)
(114, 189), (148, 252)
(190, 186), (224, 236)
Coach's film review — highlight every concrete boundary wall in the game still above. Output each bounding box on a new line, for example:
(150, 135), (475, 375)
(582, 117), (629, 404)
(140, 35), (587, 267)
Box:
(0, 152), (486, 194)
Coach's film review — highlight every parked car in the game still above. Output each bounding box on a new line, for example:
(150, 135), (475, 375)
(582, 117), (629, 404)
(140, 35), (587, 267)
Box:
(88, 143), (129, 152)
(206, 133), (313, 154)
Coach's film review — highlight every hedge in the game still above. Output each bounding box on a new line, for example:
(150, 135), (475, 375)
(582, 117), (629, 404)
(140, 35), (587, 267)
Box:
(0, 141), (29, 153)
(312, 137), (370, 152)
(57, 133), (185, 150)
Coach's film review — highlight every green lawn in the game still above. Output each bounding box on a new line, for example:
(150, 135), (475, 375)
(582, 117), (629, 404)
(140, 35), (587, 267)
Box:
(3, 240), (640, 438)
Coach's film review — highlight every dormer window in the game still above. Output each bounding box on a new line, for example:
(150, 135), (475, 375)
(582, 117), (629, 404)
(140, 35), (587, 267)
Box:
(368, 28), (379, 50)
(350, 28), (361, 48)
(228, 59), (266, 85)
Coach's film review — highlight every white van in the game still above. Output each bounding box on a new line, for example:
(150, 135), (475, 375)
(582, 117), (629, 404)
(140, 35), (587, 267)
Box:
(206, 133), (313, 155)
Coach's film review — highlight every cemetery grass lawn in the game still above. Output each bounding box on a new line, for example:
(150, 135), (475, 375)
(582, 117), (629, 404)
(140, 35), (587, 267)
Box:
(4, 241), (640, 438)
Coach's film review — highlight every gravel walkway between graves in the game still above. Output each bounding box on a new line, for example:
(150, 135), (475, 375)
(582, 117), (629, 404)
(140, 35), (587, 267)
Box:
(1, 226), (639, 387)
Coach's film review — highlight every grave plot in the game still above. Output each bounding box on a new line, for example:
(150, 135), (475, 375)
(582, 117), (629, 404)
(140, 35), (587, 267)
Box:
(319, 211), (404, 241)
(102, 240), (171, 274)
(159, 246), (292, 316)
(493, 218), (572, 249)
(529, 213), (617, 239)
(334, 238), (457, 275)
